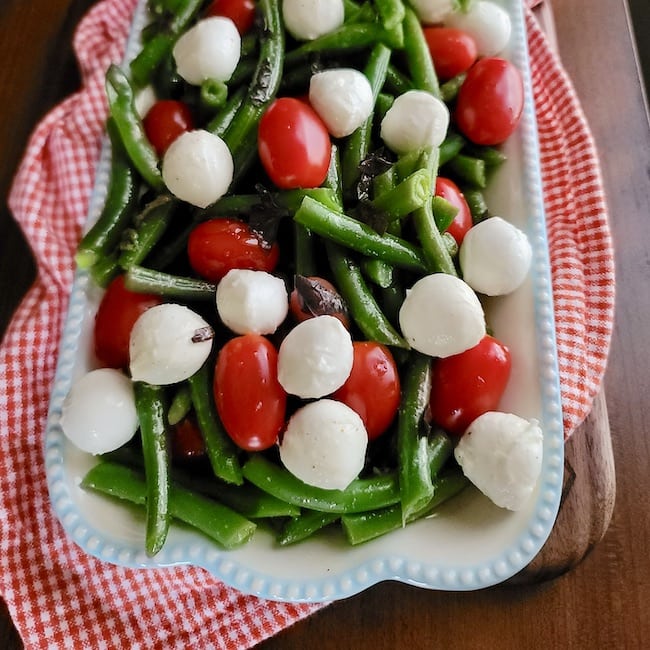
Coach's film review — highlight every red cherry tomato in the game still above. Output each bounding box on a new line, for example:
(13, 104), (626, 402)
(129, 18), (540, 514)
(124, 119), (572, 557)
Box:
(289, 276), (350, 329)
(423, 27), (478, 81)
(214, 334), (286, 451)
(332, 342), (401, 440)
(455, 57), (524, 145)
(171, 415), (206, 461)
(435, 177), (473, 245)
(206, 0), (256, 34)
(429, 335), (512, 435)
(93, 275), (162, 369)
(258, 97), (332, 189)
(142, 100), (194, 156)
(187, 218), (280, 282)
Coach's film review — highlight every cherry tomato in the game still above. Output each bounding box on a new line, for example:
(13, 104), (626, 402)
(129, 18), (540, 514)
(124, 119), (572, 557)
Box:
(142, 100), (194, 156)
(214, 334), (286, 451)
(332, 342), (401, 440)
(455, 57), (524, 145)
(93, 275), (162, 369)
(187, 218), (280, 282)
(435, 177), (473, 245)
(171, 415), (206, 461)
(429, 335), (512, 436)
(206, 0), (256, 34)
(289, 275), (350, 328)
(258, 97), (332, 189)
(423, 27), (478, 81)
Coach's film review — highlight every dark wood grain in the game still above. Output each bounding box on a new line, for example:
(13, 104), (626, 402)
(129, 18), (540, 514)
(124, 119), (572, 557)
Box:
(1, 0), (648, 647)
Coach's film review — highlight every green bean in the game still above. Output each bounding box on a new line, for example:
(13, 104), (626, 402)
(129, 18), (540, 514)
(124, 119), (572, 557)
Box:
(410, 149), (457, 275)
(361, 257), (394, 288)
(118, 195), (176, 270)
(463, 143), (508, 168)
(278, 511), (340, 546)
(82, 462), (257, 549)
(285, 23), (390, 67)
(446, 154), (487, 188)
(206, 86), (246, 136)
(130, 0), (204, 87)
(133, 382), (170, 556)
(294, 196), (427, 273)
(465, 188), (490, 223)
(374, 0), (406, 29)
(167, 383), (192, 425)
(105, 65), (163, 190)
(439, 131), (466, 166)
(89, 253), (120, 288)
(440, 72), (467, 103)
(222, 0), (284, 176)
(294, 223), (316, 277)
(326, 241), (408, 348)
(125, 265), (216, 300)
(242, 454), (401, 513)
(200, 78), (229, 112)
(442, 231), (459, 258)
(375, 92), (394, 121)
(384, 63), (413, 95)
(402, 7), (440, 97)
(341, 44), (391, 198)
(76, 119), (138, 269)
(368, 169), (430, 220)
(341, 471), (469, 545)
(432, 195), (459, 233)
(397, 353), (434, 523)
(188, 364), (243, 485)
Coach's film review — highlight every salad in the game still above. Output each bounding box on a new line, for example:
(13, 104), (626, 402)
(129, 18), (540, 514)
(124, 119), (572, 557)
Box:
(60, 0), (544, 557)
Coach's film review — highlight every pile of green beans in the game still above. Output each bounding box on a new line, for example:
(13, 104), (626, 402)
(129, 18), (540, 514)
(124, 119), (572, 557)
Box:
(77, 0), (514, 555)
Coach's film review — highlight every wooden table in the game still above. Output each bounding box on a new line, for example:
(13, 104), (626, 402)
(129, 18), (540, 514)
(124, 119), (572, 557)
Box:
(1, 0), (649, 646)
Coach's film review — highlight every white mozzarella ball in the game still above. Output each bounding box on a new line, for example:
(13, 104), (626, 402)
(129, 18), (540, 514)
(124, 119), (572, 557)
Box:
(409, 0), (456, 24)
(129, 303), (213, 385)
(446, 1), (512, 57)
(278, 315), (353, 398)
(459, 216), (533, 296)
(279, 399), (368, 490)
(172, 16), (241, 85)
(399, 273), (485, 358)
(380, 90), (450, 155)
(216, 269), (289, 335)
(61, 368), (138, 455)
(162, 130), (233, 208)
(134, 84), (156, 119)
(309, 68), (374, 138)
(454, 411), (543, 511)
(282, 0), (345, 40)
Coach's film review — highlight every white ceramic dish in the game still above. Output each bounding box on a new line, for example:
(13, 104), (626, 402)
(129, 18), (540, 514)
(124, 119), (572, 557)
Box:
(44, 0), (564, 602)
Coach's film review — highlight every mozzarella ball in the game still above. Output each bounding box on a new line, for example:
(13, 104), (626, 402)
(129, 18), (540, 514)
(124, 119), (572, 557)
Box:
(380, 90), (450, 155)
(162, 130), (233, 208)
(409, 0), (456, 24)
(172, 17), (241, 85)
(309, 68), (374, 138)
(399, 274), (485, 358)
(129, 303), (213, 385)
(446, 1), (512, 57)
(61, 368), (138, 455)
(459, 216), (533, 296)
(216, 269), (289, 335)
(454, 411), (543, 511)
(279, 399), (368, 490)
(278, 315), (353, 398)
(282, 0), (345, 40)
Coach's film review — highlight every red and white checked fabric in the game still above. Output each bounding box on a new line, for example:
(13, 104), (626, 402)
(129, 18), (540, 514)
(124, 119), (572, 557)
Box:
(0, 0), (614, 647)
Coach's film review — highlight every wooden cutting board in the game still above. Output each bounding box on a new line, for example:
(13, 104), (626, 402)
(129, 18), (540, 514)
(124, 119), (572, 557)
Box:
(510, 390), (615, 583)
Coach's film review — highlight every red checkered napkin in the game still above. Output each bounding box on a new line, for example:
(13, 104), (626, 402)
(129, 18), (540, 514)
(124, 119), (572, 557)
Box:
(0, 0), (614, 647)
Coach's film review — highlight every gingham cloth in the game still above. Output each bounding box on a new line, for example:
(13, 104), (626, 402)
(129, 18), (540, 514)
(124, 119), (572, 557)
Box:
(1, 0), (614, 647)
